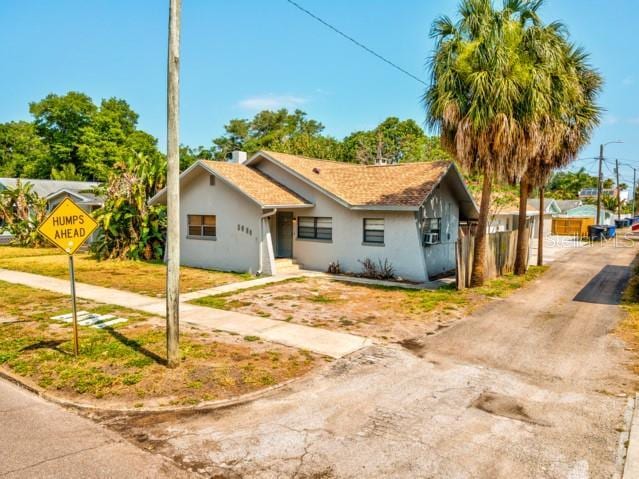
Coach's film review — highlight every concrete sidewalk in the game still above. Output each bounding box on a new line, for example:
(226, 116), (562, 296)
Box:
(0, 269), (371, 358)
(0, 378), (193, 479)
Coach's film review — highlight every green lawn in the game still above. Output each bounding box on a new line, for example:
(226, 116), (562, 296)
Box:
(0, 246), (252, 296)
(0, 281), (316, 405)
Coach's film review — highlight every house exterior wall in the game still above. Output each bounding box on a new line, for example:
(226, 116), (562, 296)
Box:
(257, 160), (428, 282)
(420, 180), (459, 277)
(179, 172), (261, 273)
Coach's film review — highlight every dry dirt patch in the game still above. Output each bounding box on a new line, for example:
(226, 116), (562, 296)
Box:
(194, 269), (547, 343)
(0, 281), (317, 408)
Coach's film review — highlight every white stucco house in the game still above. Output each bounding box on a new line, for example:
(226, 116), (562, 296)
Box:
(150, 150), (479, 282)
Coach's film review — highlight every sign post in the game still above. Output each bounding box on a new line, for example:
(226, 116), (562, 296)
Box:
(38, 198), (98, 356)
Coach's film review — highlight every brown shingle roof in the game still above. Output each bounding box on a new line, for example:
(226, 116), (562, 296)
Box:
(257, 151), (452, 208)
(201, 161), (311, 207)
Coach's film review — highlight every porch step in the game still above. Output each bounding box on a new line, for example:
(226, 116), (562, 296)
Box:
(274, 258), (302, 275)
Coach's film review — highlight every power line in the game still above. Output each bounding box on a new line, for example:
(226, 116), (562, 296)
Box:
(285, 0), (427, 86)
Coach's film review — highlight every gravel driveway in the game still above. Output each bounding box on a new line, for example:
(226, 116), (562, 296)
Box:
(100, 239), (639, 478)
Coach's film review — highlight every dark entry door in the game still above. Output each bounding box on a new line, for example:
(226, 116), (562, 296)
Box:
(276, 212), (293, 258)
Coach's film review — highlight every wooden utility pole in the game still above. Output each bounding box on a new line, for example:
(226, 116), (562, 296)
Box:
(633, 168), (637, 216)
(537, 186), (544, 267)
(166, 0), (181, 368)
(616, 158), (621, 220)
(596, 144), (603, 225)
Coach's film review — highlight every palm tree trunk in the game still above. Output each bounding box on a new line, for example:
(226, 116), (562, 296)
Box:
(470, 174), (492, 287)
(514, 177), (529, 275)
(537, 186), (544, 266)
(166, 0), (181, 368)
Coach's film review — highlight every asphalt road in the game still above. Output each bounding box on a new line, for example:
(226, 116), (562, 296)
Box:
(0, 379), (192, 479)
(97, 239), (639, 478)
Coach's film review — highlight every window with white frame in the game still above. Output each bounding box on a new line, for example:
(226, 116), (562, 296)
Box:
(363, 218), (384, 244)
(188, 214), (216, 238)
(298, 216), (332, 240)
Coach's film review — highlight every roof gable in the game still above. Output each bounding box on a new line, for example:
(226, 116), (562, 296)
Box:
(248, 150), (477, 214)
(149, 160), (312, 208)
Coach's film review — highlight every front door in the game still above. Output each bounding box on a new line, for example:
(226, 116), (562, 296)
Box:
(276, 212), (293, 258)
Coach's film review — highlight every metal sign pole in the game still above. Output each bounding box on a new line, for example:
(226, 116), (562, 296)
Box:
(69, 255), (79, 356)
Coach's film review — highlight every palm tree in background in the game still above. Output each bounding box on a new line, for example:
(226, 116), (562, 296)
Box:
(514, 39), (602, 271)
(425, 0), (537, 286)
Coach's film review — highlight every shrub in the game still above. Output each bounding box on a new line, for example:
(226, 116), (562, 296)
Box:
(358, 257), (396, 280)
(91, 152), (167, 260)
(327, 260), (341, 274)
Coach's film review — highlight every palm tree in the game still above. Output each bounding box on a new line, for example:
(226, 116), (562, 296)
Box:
(515, 40), (602, 269)
(425, 0), (534, 286)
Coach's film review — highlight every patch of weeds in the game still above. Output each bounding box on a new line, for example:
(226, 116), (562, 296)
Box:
(243, 335), (260, 342)
(308, 294), (340, 304)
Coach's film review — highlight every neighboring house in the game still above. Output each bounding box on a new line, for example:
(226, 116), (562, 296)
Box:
(0, 178), (103, 212)
(489, 204), (541, 238)
(554, 199), (583, 214)
(0, 178), (103, 244)
(564, 204), (615, 225)
(579, 187), (629, 202)
(150, 150), (479, 282)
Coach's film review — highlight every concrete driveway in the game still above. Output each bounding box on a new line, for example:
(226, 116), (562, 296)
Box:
(83, 240), (639, 477)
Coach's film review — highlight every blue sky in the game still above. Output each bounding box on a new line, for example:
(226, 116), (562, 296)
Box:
(1, 1), (637, 183)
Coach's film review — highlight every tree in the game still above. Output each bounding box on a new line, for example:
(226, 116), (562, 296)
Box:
(29, 92), (97, 172)
(51, 163), (85, 181)
(548, 168), (597, 199)
(77, 98), (162, 180)
(91, 153), (167, 260)
(522, 42), (602, 268)
(341, 117), (448, 164)
(425, 0), (532, 286)
(0, 121), (50, 177)
(211, 109), (340, 160)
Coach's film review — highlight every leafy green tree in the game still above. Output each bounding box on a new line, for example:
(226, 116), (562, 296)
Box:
(0, 121), (50, 177)
(91, 152), (167, 260)
(212, 109), (337, 160)
(77, 98), (161, 180)
(51, 163), (85, 181)
(342, 117), (450, 164)
(179, 145), (215, 171)
(29, 92), (97, 172)
(548, 168), (600, 199)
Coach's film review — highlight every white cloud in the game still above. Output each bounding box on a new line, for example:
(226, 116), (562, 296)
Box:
(603, 114), (619, 125)
(629, 117), (639, 125)
(237, 94), (308, 111)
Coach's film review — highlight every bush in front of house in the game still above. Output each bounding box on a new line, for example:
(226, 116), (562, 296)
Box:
(0, 180), (48, 247)
(327, 261), (342, 275)
(358, 257), (396, 280)
(91, 152), (167, 261)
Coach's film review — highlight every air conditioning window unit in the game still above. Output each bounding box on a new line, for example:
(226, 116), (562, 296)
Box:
(423, 232), (440, 245)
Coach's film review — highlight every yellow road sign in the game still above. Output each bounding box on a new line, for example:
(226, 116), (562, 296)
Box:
(38, 197), (98, 255)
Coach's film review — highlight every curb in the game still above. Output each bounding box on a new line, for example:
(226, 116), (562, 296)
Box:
(0, 366), (303, 416)
(623, 393), (639, 478)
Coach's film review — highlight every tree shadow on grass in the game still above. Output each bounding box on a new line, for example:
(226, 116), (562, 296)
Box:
(103, 327), (167, 366)
(21, 339), (71, 356)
